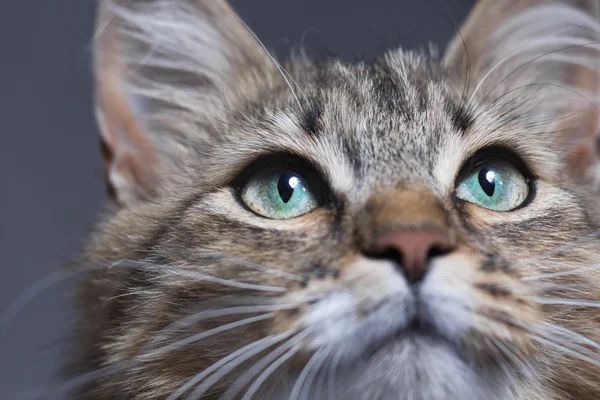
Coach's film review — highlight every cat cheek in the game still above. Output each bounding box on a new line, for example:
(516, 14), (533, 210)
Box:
(471, 273), (539, 350)
(422, 251), (538, 350)
(270, 258), (411, 343)
(419, 251), (477, 342)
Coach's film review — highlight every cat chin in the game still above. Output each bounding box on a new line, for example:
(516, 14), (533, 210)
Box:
(333, 336), (509, 400)
(268, 337), (513, 400)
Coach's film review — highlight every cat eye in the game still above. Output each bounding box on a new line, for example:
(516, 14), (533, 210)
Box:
(455, 156), (530, 212)
(240, 167), (320, 219)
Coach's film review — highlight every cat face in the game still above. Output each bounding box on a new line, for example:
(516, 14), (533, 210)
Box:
(70, 0), (600, 399)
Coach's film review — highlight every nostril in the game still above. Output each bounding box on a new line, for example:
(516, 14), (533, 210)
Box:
(426, 245), (451, 260)
(368, 227), (454, 285)
(368, 248), (404, 264)
(367, 247), (426, 283)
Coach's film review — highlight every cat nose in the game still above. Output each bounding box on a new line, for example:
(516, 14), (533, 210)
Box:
(372, 228), (453, 284)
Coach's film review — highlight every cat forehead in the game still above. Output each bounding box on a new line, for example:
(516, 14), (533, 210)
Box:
(216, 51), (558, 198)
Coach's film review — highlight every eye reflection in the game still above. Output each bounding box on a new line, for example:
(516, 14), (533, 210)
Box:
(288, 176), (300, 189)
(478, 169), (497, 197)
(277, 172), (302, 203)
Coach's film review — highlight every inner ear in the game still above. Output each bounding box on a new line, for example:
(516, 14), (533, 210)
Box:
(92, 0), (278, 205)
(443, 0), (600, 189)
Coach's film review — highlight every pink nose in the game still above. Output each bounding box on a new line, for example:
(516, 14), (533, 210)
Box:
(373, 228), (452, 283)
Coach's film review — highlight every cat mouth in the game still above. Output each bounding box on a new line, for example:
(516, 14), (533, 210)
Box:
(303, 293), (466, 366)
(357, 315), (465, 364)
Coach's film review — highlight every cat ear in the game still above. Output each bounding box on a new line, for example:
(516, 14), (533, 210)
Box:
(443, 0), (600, 187)
(94, 0), (273, 204)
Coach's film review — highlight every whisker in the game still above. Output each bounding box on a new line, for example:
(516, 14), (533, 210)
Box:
(492, 338), (535, 383)
(232, 15), (303, 110)
(299, 346), (332, 400)
(314, 356), (329, 400)
(105, 289), (162, 302)
(240, 345), (302, 400)
(11, 364), (122, 400)
(483, 337), (516, 387)
(471, 83), (544, 122)
(18, 303), (301, 399)
(289, 346), (327, 400)
(472, 80), (600, 125)
(428, 0), (471, 106)
(220, 330), (311, 400)
(468, 29), (586, 105)
(191, 249), (305, 281)
(32, 315), (274, 398)
(522, 297), (600, 309)
(327, 345), (344, 400)
(143, 313), (273, 360)
(183, 331), (297, 400)
(474, 39), (600, 111)
(2, 251), (299, 338)
(538, 322), (600, 351)
(151, 265), (288, 292)
(168, 330), (295, 400)
(0, 259), (126, 337)
(520, 108), (583, 130)
(529, 335), (600, 369)
(522, 265), (600, 281)
(490, 314), (600, 364)
(145, 303), (303, 350)
(511, 283), (583, 294)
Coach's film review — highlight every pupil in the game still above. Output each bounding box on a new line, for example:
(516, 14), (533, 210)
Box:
(277, 171), (298, 203)
(478, 168), (496, 197)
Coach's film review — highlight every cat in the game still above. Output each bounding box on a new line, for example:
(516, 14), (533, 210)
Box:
(64, 0), (600, 399)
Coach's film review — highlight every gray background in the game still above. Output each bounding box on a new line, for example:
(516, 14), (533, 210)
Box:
(0, 0), (474, 398)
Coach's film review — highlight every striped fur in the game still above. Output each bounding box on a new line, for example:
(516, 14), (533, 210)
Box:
(67, 1), (600, 399)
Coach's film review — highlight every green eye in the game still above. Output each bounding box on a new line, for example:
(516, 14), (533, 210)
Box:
(455, 159), (529, 211)
(240, 169), (319, 219)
